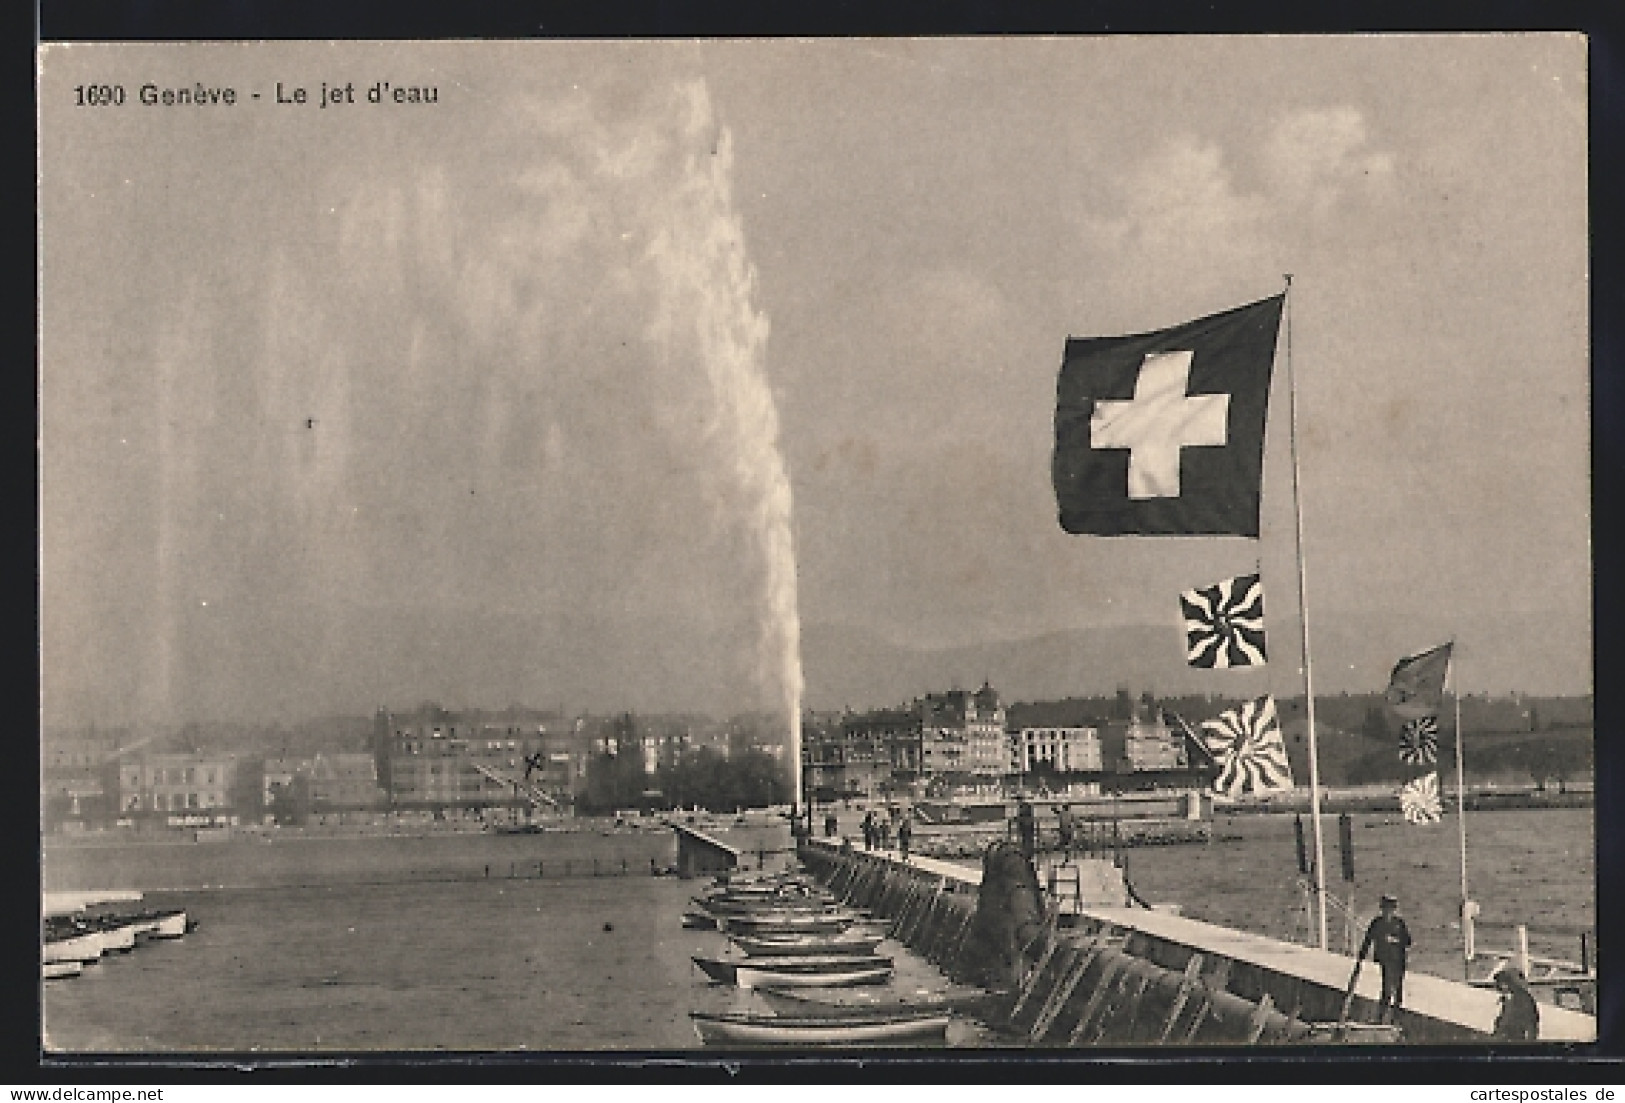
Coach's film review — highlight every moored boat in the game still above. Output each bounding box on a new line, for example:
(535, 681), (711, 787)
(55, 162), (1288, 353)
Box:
(143, 909), (189, 939)
(720, 912), (856, 936)
(695, 895), (838, 917)
(43, 960), (84, 981)
(689, 1009), (951, 1047)
(757, 986), (1001, 1021)
(730, 932), (885, 957)
(42, 928), (102, 965)
(693, 953), (894, 989)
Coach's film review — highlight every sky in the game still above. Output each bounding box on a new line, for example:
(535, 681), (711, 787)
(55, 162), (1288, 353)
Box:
(39, 37), (1590, 730)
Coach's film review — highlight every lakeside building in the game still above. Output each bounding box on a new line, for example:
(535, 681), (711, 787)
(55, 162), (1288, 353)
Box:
(803, 683), (1009, 800)
(1013, 725), (1104, 775)
(115, 753), (247, 826)
(374, 703), (568, 810)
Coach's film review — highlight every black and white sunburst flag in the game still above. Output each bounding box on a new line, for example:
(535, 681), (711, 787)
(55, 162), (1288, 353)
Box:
(1398, 715), (1439, 766)
(1400, 772), (1444, 825)
(1198, 695), (1294, 799)
(1180, 572), (1267, 668)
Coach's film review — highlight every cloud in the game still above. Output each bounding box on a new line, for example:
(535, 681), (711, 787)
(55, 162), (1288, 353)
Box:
(1078, 106), (1396, 313)
(1261, 106), (1395, 218)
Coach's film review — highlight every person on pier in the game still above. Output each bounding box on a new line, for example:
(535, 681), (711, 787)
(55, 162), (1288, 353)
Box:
(1056, 804), (1076, 861)
(897, 813), (913, 863)
(1357, 894), (1412, 1024)
(1015, 795), (1037, 860)
(1492, 965), (1540, 1041)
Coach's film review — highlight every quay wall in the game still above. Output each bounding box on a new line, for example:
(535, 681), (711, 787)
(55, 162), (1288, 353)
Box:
(799, 842), (1313, 1045)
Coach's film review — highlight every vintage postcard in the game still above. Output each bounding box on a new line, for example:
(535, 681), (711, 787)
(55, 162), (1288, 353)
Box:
(38, 37), (1592, 1055)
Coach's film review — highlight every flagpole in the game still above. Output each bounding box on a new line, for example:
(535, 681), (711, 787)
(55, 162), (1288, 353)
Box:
(1283, 273), (1330, 951)
(1451, 644), (1472, 978)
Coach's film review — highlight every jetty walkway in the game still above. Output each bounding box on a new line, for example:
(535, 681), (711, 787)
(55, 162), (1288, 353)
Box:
(802, 837), (1595, 1044)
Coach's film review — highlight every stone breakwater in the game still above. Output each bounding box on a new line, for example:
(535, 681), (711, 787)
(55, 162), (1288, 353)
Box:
(799, 841), (1316, 1045)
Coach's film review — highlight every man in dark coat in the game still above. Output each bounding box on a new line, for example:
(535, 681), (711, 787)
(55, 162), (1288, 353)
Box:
(1056, 804), (1076, 860)
(1015, 796), (1037, 860)
(897, 813), (913, 862)
(1492, 965), (1540, 1041)
(1357, 894), (1413, 1023)
(861, 811), (876, 851)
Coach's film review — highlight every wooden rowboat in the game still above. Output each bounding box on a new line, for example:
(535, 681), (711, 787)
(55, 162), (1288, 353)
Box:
(692, 954), (894, 989)
(690, 1009), (952, 1047)
(757, 986), (1001, 1021)
(696, 896), (838, 917)
(721, 912), (855, 936)
(730, 932), (885, 957)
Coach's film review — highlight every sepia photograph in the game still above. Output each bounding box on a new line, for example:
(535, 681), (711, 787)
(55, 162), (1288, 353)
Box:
(37, 35), (1593, 1055)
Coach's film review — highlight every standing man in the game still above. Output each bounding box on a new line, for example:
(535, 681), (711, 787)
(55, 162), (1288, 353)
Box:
(1015, 795), (1037, 860)
(861, 810), (876, 851)
(1056, 804), (1076, 861)
(897, 813), (913, 863)
(1357, 894), (1413, 1024)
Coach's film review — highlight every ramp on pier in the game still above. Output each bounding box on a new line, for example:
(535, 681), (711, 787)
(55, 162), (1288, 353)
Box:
(673, 824), (741, 879)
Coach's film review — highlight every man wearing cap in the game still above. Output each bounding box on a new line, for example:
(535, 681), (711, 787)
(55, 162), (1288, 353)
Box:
(1492, 965), (1540, 1041)
(1357, 894), (1413, 1023)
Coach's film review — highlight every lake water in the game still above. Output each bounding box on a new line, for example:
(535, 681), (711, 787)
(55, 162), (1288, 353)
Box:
(1117, 806), (1595, 981)
(41, 807), (1592, 1051)
(42, 823), (972, 1052)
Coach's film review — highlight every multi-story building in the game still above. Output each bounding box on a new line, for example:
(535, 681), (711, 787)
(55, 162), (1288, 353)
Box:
(1013, 726), (1103, 775)
(309, 753), (384, 810)
(116, 753), (241, 825)
(802, 684), (1010, 799)
(374, 703), (570, 810)
(1121, 712), (1188, 771)
(921, 684), (1007, 781)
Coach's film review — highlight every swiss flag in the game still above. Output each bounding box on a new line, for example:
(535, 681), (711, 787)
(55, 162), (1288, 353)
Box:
(1053, 295), (1283, 536)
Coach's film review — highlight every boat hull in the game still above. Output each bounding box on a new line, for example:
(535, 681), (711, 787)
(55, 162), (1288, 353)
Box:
(693, 954), (894, 989)
(690, 1010), (951, 1047)
(731, 933), (884, 957)
(43, 933), (103, 964)
(734, 963), (893, 990)
(43, 960), (84, 981)
(721, 913), (854, 936)
(758, 987), (1000, 1020)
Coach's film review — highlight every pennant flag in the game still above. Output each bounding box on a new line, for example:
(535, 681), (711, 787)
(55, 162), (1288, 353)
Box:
(1181, 573), (1267, 668)
(1398, 715), (1439, 766)
(1053, 295), (1284, 536)
(1198, 695), (1294, 798)
(1386, 642), (1453, 720)
(1400, 772), (1443, 824)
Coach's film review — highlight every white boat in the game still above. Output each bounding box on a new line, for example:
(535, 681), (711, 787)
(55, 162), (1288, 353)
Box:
(142, 910), (189, 939)
(693, 953), (895, 989)
(42, 930), (102, 965)
(43, 960), (84, 981)
(690, 1009), (952, 1047)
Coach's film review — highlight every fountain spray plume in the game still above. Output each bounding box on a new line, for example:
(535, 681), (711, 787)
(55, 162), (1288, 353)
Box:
(643, 82), (804, 808)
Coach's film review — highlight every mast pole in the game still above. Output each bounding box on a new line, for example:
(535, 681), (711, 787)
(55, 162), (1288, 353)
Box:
(1452, 646), (1472, 977)
(1283, 273), (1330, 951)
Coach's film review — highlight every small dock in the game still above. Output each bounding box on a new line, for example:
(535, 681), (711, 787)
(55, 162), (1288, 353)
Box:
(802, 837), (1596, 1043)
(672, 824), (742, 878)
(43, 890), (144, 918)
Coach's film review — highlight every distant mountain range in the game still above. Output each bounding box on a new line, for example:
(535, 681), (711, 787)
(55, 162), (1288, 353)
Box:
(800, 609), (1591, 712)
(45, 599), (1589, 731)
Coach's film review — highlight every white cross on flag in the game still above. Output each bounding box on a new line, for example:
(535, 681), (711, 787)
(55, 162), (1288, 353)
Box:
(1053, 295), (1283, 536)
